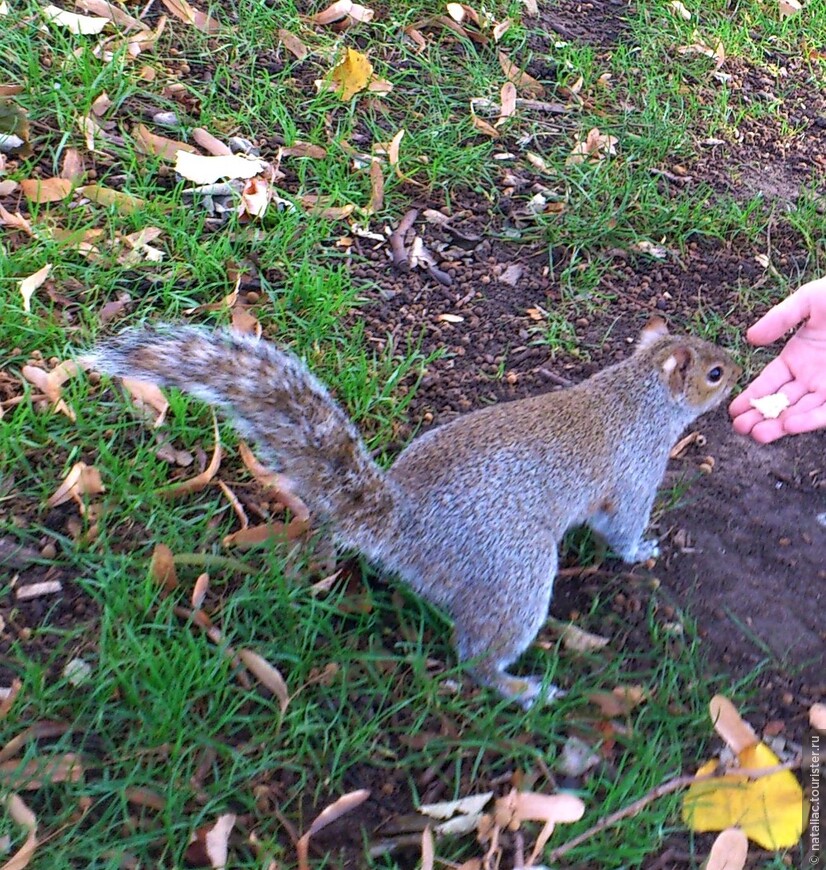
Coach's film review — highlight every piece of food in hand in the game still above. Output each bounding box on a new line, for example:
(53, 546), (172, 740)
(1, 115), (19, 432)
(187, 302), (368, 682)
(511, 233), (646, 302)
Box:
(749, 392), (790, 419)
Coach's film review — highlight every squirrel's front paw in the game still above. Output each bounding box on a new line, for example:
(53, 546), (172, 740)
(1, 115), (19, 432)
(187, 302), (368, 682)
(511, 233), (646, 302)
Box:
(621, 539), (660, 563)
(501, 674), (566, 710)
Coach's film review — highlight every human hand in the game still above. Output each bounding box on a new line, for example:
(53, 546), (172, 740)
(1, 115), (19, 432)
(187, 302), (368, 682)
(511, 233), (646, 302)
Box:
(729, 277), (826, 443)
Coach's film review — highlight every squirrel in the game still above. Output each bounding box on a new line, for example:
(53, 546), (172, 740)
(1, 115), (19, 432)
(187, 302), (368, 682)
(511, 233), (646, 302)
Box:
(87, 317), (740, 707)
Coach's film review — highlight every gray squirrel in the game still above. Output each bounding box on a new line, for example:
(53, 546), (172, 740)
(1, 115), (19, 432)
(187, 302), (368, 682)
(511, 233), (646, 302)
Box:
(87, 317), (740, 707)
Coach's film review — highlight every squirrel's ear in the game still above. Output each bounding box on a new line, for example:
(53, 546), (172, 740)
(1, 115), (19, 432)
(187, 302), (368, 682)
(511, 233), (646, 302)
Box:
(660, 345), (694, 396)
(636, 316), (669, 351)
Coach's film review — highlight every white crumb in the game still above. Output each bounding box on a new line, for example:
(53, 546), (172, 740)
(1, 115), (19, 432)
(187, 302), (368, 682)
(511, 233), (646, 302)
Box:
(749, 392), (790, 419)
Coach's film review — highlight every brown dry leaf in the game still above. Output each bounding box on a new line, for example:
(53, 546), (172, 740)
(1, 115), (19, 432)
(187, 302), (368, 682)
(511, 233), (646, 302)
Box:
(60, 148), (85, 182)
(0, 85), (25, 96)
(498, 51), (545, 97)
(158, 0), (220, 32)
(810, 702), (826, 731)
(281, 141), (327, 159)
(367, 159), (384, 213)
(404, 24), (427, 51)
(185, 813), (236, 869)
(0, 204), (33, 234)
(588, 684), (647, 717)
(21, 360), (82, 421)
(191, 572), (209, 609)
(150, 542), (178, 593)
(78, 183), (144, 213)
(0, 680), (22, 720)
(223, 518), (309, 548)
(470, 104), (500, 138)
(496, 80), (516, 126)
(668, 0), (692, 19)
(230, 307), (261, 336)
(19, 178), (73, 203)
(0, 754), (83, 790)
(75, 0), (148, 30)
(709, 694), (759, 754)
(677, 32), (726, 67)
(19, 265), (52, 313)
(567, 127), (618, 165)
(134, 123), (195, 161)
(278, 28), (308, 59)
(300, 196), (356, 220)
(547, 617), (610, 652)
(120, 376), (169, 427)
(0, 179), (18, 195)
(90, 92), (112, 116)
(45, 463), (104, 512)
(296, 790), (370, 870)
(368, 77), (393, 95)
(159, 416), (221, 498)
(330, 48), (373, 100)
(43, 4), (108, 33)
(238, 649), (290, 712)
(706, 827), (749, 870)
(778, 0), (803, 15)
(492, 18), (511, 41)
(191, 127), (232, 156)
(238, 176), (271, 219)
(238, 441), (309, 520)
(310, 0), (374, 26)
(3, 793), (38, 870)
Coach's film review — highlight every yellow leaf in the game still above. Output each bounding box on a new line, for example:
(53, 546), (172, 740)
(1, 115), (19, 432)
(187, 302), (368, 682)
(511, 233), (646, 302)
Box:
(331, 48), (373, 101)
(682, 742), (806, 850)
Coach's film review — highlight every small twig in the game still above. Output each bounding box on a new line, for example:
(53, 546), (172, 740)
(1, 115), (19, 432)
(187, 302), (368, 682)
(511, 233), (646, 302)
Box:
(649, 167), (693, 185)
(426, 264), (453, 286)
(389, 208), (418, 271)
(546, 757), (802, 862)
(536, 368), (574, 388)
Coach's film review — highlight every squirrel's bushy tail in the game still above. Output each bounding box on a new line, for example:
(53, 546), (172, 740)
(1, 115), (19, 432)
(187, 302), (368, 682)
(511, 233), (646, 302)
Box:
(88, 325), (401, 558)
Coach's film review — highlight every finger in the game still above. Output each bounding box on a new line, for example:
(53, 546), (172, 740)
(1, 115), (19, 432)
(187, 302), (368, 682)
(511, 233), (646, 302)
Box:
(732, 407), (768, 436)
(747, 279), (825, 346)
(783, 390), (826, 417)
(728, 357), (792, 415)
(748, 418), (788, 443)
(783, 403), (826, 435)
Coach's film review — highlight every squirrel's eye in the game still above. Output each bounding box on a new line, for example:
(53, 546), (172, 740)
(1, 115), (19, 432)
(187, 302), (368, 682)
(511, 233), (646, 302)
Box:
(708, 366), (723, 383)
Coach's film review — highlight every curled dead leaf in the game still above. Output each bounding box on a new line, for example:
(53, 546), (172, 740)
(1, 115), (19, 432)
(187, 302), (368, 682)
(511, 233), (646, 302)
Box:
(150, 542), (178, 594)
(296, 790), (370, 870)
(158, 0), (220, 32)
(709, 695), (758, 754)
(134, 123), (195, 161)
(3, 793), (38, 870)
(46, 463), (105, 511)
(498, 51), (545, 97)
(158, 415), (221, 498)
(238, 649), (290, 712)
(19, 178), (73, 203)
(120, 377), (169, 427)
(19, 265), (52, 314)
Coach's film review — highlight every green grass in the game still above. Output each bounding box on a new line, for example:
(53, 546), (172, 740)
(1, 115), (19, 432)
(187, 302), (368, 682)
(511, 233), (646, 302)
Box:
(0, 0), (821, 865)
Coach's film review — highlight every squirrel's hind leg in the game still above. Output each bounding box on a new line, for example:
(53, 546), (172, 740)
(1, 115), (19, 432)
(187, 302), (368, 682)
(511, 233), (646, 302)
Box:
(452, 550), (561, 709)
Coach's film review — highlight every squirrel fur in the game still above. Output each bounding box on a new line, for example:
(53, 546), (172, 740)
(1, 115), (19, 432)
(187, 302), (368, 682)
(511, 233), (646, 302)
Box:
(88, 318), (740, 707)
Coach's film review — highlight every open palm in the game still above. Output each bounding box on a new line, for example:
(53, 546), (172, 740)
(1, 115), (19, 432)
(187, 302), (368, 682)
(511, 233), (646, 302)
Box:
(730, 279), (826, 443)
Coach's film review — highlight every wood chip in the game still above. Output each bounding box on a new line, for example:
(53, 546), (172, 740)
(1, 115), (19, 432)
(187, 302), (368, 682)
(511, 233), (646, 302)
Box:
(15, 581), (63, 600)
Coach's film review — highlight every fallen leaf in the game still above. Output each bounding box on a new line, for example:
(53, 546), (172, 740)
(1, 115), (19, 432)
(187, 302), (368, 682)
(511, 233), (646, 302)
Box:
(3, 793), (38, 869)
(706, 827), (749, 870)
(420, 792), (493, 821)
(175, 151), (267, 184)
(60, 148), (84, 182)
(669, 0), (692, 19)
(158, 0), (220, 32)
(238, 441), (309, 520)
(0, 680), (22, 720)
(278, 28), (308, 59)
(310, 0), (374, 26)
(134, 123), (195, 160)
(238, 649), (290, 711)
(296, 791), (370, 870)
(185, 813), (236, 869)
(0, 754), (83, 790)
(75, 0), (148, 30)
(43, 4), (108, 33)
(0, 204), (33, 233)
(330, 48), (373, 100)
(19, 265), (52, 313)
(150, 542), (178, 593)
(496, 81), (516, 126)
(367, 159), (383, 213)
(191, 572), (209, 609)
(567, 127), (618, 165)
(19, 178), (72, 203)
(238, 176), (271, 219)
(709, 695), (758, 754)
(159, 415), (221, 498)
(46, 462), (105, 510)
(120, 377), (169, 427)
(498, 51), (545, 97)
(548, 618), (609, 652)
(677, 33), (725, 68)
(470, 102), (500, 138)
(78, 183), (144, 213)
(223, 518), (309, 548)
(778, 0), (803, 15)
(588, 685), (647, 717)
(281, 141), (327, 159)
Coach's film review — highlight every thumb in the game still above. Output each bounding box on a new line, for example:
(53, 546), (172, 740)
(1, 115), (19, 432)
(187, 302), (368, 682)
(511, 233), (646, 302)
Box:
(747, 279), (825, 346)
